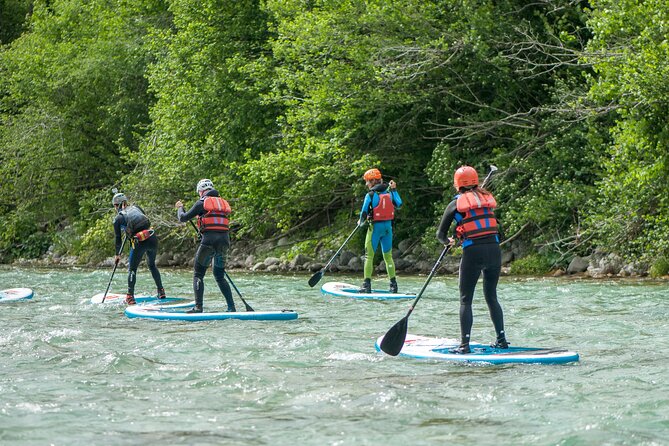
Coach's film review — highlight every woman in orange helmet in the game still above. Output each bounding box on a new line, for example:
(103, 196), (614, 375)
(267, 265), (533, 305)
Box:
(359, 168), (403, 293)
(436, 166), (508, 354)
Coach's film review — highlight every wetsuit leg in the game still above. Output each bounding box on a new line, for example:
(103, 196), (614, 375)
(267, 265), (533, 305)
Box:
(193, 242), (215, 308)
(143, 235), (164, 292)
(127, 245), (144, 296)
(481, 243), (505, 338)
(458, 246), (483, 345)
(211, 235), (235, 311)
(363, 226), (377, 280)
(378, 223), (396, 279)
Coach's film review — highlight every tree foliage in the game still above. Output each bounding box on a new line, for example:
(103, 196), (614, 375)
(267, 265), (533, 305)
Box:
(1, 0), (667, 267)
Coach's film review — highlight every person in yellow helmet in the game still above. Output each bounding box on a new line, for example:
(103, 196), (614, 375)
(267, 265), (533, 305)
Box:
(358, 168), (403, 293)
(436, 166), (508, 354)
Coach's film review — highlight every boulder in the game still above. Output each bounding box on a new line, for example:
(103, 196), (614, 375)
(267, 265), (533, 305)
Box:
(156, 253), (172, 267)
(347, 256), (364, 272)
(263, 257), (281, 267)
(289, 254), (312, 269)
(338, 250), (356, 266)
(307, 262), (325, 272)
(567, 256), (589, 274)
(398, 239), (414, 255)
(251, 262), (267, 271)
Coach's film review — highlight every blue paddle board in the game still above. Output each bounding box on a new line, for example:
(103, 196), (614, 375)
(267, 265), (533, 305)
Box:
(125, 305), (299, 321)
(321, 282), (415, 300)
(90, 292), (188, 305)
(0, 288), (34, 303)
(375, 334), (580, 365)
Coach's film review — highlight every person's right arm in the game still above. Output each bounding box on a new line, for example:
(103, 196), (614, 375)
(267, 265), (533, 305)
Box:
(176, 200), (204, 222)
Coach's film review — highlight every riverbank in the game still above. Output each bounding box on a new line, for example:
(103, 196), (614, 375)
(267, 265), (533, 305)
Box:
(9, 237), (654, 280)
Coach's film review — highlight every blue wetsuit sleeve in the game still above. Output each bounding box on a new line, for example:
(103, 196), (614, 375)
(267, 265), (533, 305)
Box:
(359, 193), (373, 223)
(436, 200), (458, 245)
(391, 190), (402, 209)
(178, 200), (204, 222)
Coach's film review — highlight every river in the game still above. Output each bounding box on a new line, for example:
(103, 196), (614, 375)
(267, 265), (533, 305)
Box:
(1, 266), (667, 445)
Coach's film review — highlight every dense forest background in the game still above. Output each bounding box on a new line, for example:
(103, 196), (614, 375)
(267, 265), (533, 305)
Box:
(1, 0), (668, 274)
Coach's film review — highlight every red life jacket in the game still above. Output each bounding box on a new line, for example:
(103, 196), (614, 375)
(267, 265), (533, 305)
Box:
(455, 190), (498, 240)
(198, 196), (231, 232)
(371, 192), (395, 221)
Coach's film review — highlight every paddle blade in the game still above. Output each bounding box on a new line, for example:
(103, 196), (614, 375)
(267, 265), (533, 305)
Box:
(379, 316), (410, 356)
(308, 270), (323, 287)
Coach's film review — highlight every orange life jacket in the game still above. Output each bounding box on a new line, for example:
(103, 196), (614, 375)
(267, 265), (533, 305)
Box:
(455, 190), (498, 240)
(198, 196), (231, 232)
(371, 192), (395, 221)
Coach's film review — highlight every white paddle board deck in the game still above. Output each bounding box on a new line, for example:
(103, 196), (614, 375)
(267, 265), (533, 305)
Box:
(90, 292), (188, 305)
(375, 334), (580, 365)
(0, 288), (34, 303)
(125, 305), (299, 321)
(321, 282), (415, 300)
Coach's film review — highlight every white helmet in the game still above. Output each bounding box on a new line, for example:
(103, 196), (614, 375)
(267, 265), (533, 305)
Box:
(196, 179), (214, 193)
(112, 192), (127, 206)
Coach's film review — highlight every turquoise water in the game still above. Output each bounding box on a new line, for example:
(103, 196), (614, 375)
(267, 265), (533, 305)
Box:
(1, 266), (668, 445)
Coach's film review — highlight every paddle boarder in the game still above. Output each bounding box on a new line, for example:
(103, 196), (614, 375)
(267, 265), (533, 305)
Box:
(358, 168), (403, 293)
(112, 192), (166, 305)
(436, 166), (509, 354)
(175, 179), (235, 313)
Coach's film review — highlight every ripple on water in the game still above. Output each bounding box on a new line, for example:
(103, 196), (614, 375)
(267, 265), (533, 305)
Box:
(0, 269), (668, 445)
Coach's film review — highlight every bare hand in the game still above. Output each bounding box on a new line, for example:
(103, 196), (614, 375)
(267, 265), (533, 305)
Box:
(389, 180), (397, 189)
(175, 200), (183, 209)
(447, 237), (455, 246)
(114, 255), (121, 263)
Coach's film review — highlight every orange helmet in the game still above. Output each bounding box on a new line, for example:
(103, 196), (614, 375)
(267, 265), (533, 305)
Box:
(454, 166), (479, 189)
(363, 168), (382, 181)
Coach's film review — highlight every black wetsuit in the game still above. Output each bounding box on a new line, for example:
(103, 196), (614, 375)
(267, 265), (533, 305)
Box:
(177, 189), (235, 311)
(436, 198), (506, 346)
(113, 205), (164, 297)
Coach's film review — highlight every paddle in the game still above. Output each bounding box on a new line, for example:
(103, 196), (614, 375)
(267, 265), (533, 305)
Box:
(101, 235), (127, 303)
(187, 220), (254, 311)
(224, 272), (254, 312)
(379, 164), (499, 356)
(308, 222), (362, 287)
(379, 244), (452, 355)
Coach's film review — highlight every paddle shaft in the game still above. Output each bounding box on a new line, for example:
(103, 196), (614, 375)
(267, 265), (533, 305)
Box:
(308, 223), (361, 287)
(323, 224), (361, 271)
(225, 271), (254, 311)
(404, 244), (451, 316)
(101, 235), (127, 303)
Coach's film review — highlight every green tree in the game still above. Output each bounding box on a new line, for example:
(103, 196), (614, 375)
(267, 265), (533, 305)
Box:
(0, 0), (167, 259)
(586, 0), (669, 260)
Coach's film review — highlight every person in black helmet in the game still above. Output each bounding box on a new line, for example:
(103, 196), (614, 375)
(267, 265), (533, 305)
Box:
(175, 179), (235, 313)
(436, 166), (508, 354)
(112, 192), (166, 305)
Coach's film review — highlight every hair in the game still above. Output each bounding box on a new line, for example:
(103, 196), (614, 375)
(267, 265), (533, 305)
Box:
(458, 185), (492, 196)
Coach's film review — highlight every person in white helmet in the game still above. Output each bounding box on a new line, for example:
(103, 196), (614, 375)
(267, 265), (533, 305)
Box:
(175, 179), (235, 313)
(112, 192), (166, 305)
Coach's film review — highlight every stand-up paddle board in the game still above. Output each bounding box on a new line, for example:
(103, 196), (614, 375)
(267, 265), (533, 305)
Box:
(375, 334), (579, 365)
(125, 305), (299, 321)
(321, 282), (415, 300)
(0, 288), (34, 303)
(90, 292), (188, 305)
